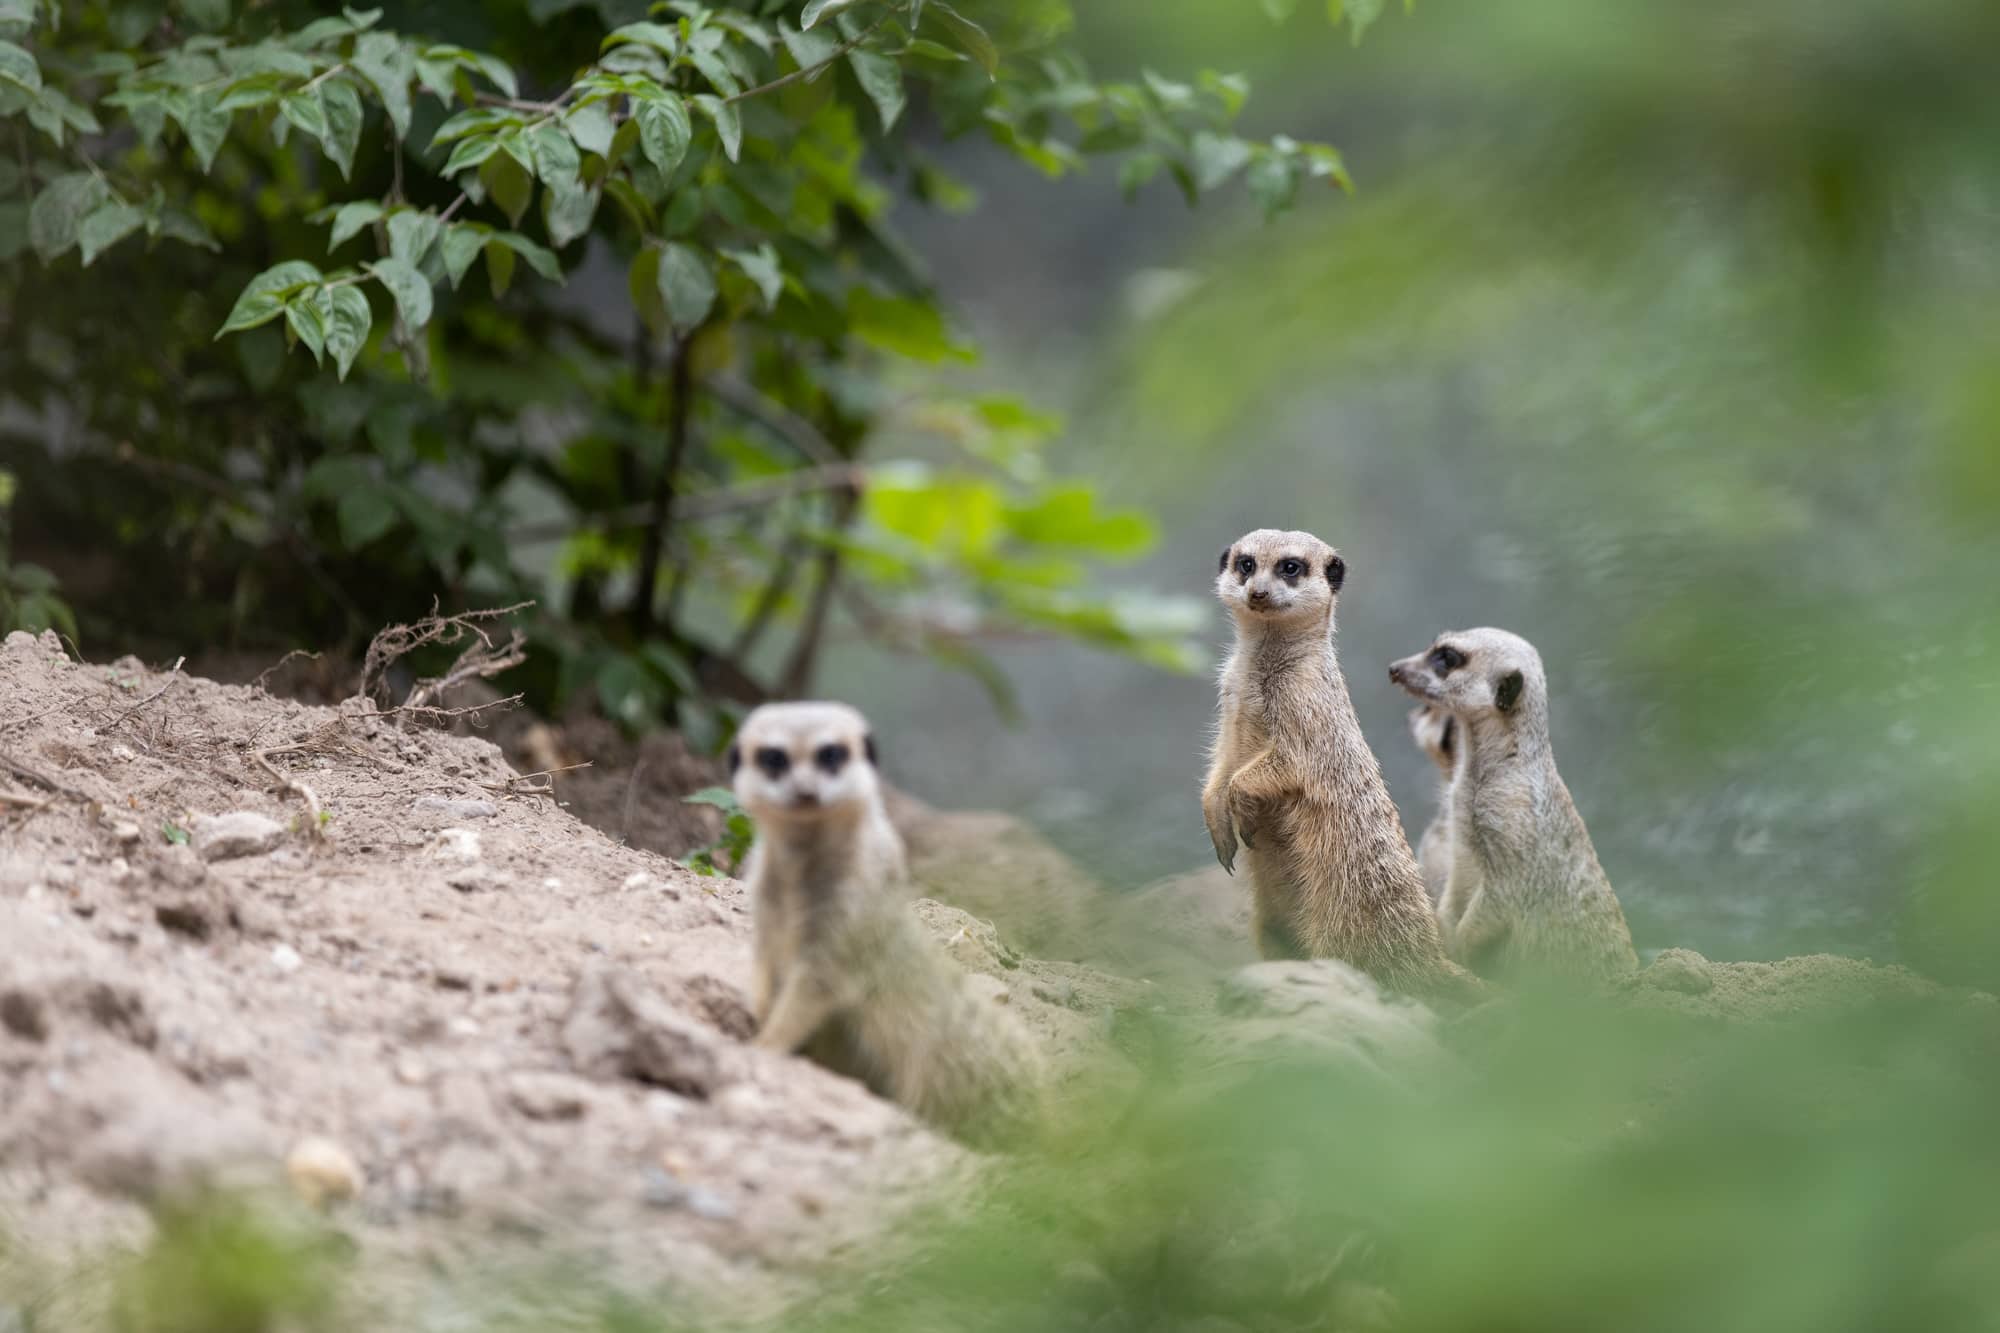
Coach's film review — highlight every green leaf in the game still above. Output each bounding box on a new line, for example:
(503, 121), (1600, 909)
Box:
(337, 486), (397, 547)
(601, 21), (680, 58)
(321, 284), (372, 380)
(214, 72), (287, 113)
(636, 93), (691, 173)
(688, 47), (740, 97)
(800, 0), (859, 31)
(723, 244), (784, 309)
(430, 106), (514, 145)
(542, 181), (599, 249)
(847, 49), (904, 131)
(529, 121), (582, 190)
(692, 94), (740, 163)
(441, 134), (501, 177)
(285, 295), (327, 365)
(0, 40), (42, 94)
(387, 209), (440, 267)
(1246, 152), (1300, 218)
(565, 101), (615, 158)
(656, 241), (716, 329)
(77, 201), (144, 265)
(370, 257), (433, 330)
(1328, 0), (1385, 42)
(352, 30), (412, 139)
(217, 259), (323, 336)
(179, 0), (231, 32)
(439, 224), (484, 288)
(278, 88), (328, 140)
(848, 288), (976, 362)
(0, 201), (30, 263)
(1118, 151), (1164, 200)
(779, 19), (839, 68)
(1190, 132), (1252, 191)
(483, 238), (515, 297)
(479, 150), (534, 226)
(318, 78), (364, 179)
(1259, 0), (1297, 18)
(495, 230), (560, 280)
(175, 95), (232, 171)
(27, 173), (110, 260)
(928, 3), (997, 77)
(158, 209), (220, 251)
(628, 245), (666, 334)
(326, 200), (382, 248)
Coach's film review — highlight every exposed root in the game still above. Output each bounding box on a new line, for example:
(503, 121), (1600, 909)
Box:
(477, 761), (593, 802)
(106, 656), (185, 732)
(253, 648), (323, 693)
(359, 602), (533, 728)
(252, 747), (324, 842)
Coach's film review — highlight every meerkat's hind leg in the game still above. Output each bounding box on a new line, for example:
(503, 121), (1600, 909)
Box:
(754, 971), (840, 1053)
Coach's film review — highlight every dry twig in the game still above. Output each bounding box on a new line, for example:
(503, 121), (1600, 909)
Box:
(358, 601), (532, 726)
(477, 761), (592, 800)
(252, 747), (324, 839)
(106, 656), (184, 731)
(254, 648), (323, 693)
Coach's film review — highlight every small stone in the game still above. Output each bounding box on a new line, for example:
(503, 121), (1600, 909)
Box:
(641, 1166), (686, 1210)
(433, 966), (475, 991)
(411, 795), (499, 821)
(684, 1186), (736, 1221)
(447, 1016), (482, 1039)
(270, 944), (303, 974)
(644, 1090), (691, 1124)
(427, 829), (482, 863)
(395, 1054), (429, 1086)
(506, 1071), (591, 1122)
(0, 989), (48, 1042)
(444, 866), (511, 893)
(107, 742), (136, 764)
(110, 821), (142, 846)
(285, 1136), (362, 1209)
(190, 811), (286, 863)
(541, 877), (562, 890)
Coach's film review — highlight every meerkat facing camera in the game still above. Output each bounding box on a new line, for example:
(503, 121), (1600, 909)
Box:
(1202, 529), (1477, 1002)
(1389, 629), (1638, 983)
(732, 702), (1042, 1144)
(1407, 704), (1457, 907)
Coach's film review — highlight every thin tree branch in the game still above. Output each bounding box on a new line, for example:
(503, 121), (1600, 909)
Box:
(633, 333), (697, 638)
(729, 529), (810, 661)
(705, 373), (842, 465)
(778, 485), (860, 696)
(723, 19), (886, 105)
(510, 464), (865, 541)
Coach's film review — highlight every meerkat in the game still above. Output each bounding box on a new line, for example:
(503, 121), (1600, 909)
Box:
(1407, 704), (1457, 907)
(1202, 529), (1478, 1002)
(1388, 628), (1638, 983)
(731, 701), (1042, 1144)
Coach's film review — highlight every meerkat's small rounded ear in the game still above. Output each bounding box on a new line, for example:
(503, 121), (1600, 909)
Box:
(1495, 670), (1524, 714)
(726, 743), (742, 775)
(1324, 554), (1345, 591)
(1218, 546), (1231, 574)
(864, 734), (879, 767)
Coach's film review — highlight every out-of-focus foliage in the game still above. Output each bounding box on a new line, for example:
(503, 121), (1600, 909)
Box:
(0, 0), (1369, 735)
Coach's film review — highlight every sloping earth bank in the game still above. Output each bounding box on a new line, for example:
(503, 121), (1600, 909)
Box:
(5, 629), (1994, 1328)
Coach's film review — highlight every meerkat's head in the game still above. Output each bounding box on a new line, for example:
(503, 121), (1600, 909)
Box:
(728, 701), (883, 825)
(1408, 704), (1457, 777)
(1214, 528), (1345, 631)
(1389, 628), (1548, 732)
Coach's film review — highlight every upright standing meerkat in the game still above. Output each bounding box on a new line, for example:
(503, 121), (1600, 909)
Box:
(1407, 704), (1457, 906)
(1202, 529), (1476, 1000)
(1388, 629), (1638, 983)
(732, 701), (1042, 1144)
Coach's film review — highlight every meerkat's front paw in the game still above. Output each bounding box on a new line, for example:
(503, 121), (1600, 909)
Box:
(1203, 791), (1238, 874)
(1228, 786), (1262, 851)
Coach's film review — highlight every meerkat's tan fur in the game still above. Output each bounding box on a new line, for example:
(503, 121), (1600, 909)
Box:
(1203, 529), (1476, 1001)
(1389, 629), (1638, 983)
(733, 701), (1042, 1143)
(1407, 704), (1457, 906)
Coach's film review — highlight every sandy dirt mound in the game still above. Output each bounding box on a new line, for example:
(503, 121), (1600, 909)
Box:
(0, 630), (1129, 1322)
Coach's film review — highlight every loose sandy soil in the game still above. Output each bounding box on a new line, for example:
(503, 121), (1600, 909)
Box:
(4, 628), (1992, 1327)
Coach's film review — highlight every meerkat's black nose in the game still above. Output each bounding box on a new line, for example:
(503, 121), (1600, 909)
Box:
(1248, 588), (1268, 603)
(1389, 661), (1405, 683)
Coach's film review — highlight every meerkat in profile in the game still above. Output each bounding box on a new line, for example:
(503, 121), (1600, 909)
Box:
(1388, 629), (1638, 983)
(1407, 704), (1457, 906)
(1202, 529), (1477, 1001)
(731, 702), (1042, 1144)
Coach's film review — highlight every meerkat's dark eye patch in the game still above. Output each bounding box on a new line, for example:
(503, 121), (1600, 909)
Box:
(1495, 670), (1525, 713)
(1275, 557), (1305, 582)
(1235, 554), (1255, 579)
(864, 734), (879, 766)
(1324, 555), (1345, 591)
(726, 743), (741, 775)
(1429, 645), (1467, 674)
(1218, 546), (1231, 574)
(754, 746), (791, 779)
(814, 742), (851, 774)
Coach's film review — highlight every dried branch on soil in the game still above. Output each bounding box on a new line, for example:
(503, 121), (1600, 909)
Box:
(478, 761), (592, 801)
(252, 747), (324, 840)
(0, 750), (85, 800)
(254, 648), (323, 693)
(359, 602), (532, 726)
(106, 656), (184, 731)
